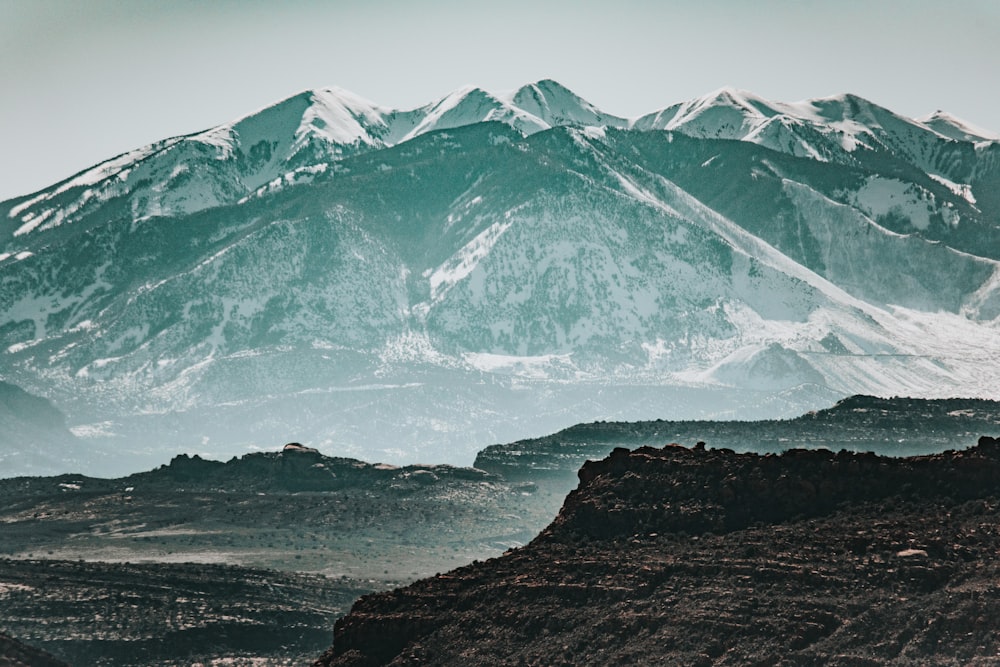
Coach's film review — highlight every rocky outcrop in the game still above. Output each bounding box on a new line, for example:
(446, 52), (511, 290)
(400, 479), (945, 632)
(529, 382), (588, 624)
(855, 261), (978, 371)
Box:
(135, 449), (497, 493)
(318, 437), (1000, 666)
(550, 436), (1000, 540)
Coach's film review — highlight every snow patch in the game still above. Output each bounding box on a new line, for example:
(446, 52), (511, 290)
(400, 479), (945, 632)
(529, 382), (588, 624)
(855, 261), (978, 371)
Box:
(927, 173), (977, 205)
(0, 251), (33, 263)
(379, 331), (450, 365)
(69, 319), (97, 332)
(429, 219), (513, 300)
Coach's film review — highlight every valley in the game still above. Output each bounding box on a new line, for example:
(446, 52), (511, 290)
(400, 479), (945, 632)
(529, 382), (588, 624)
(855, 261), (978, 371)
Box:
(0, 444), (555, 665)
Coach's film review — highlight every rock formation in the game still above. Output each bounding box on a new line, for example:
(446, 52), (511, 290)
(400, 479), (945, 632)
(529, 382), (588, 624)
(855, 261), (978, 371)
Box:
(318, 437), (1000, 666)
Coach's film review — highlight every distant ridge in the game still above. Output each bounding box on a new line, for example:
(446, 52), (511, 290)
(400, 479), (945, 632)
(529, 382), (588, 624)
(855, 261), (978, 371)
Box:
(475, 395), (1000, 484)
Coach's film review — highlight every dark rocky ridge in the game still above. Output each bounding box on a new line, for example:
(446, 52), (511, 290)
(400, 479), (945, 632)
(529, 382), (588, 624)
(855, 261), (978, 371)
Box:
(319, 436), (1000, 666)
(134, 444), (499, 492)
(0, 444), (551, 577)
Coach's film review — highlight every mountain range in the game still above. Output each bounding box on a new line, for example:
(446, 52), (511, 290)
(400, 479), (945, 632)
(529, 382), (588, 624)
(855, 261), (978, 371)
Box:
(2, 80), (999, 473)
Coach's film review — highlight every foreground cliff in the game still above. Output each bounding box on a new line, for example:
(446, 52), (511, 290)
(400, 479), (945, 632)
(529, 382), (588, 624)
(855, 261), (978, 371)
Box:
(319, 437), (1000, 666)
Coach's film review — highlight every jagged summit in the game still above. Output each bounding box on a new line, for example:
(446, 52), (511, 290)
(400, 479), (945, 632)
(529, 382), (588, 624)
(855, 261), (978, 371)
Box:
(629, 87), (984, 162)
(1, 79), (622, 235)
(197, 85), (390, 150)
(389, 85), (548, 143)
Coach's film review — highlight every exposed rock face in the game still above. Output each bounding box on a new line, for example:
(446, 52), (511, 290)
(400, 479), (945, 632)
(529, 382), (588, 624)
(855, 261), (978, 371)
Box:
(318, 437), (1000, 666)
(284, 442), (320, 454)
(556, 438), (1000, 539)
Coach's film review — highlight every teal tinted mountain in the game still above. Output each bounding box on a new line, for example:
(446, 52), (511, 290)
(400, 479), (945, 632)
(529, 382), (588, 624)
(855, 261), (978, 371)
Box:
(2, 81), (999, 474)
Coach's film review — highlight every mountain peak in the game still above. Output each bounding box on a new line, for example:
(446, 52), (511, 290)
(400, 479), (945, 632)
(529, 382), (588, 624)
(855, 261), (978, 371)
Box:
(393, 84), (545, 143)
(693, 86), (781, 115)
(704, 85), (763, 104)
(634, 85), (783, 138)
(802, 92), (891, 126)
(918, 109), (1000, 142)
(231, 86), (388, 144)
(506, 79), (624, 129)
(510, 78), (581, 102)
(5, 78), (1000, 474)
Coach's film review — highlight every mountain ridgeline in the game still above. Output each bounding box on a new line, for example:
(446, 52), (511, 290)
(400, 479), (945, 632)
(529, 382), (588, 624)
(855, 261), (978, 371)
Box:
(2, 80), (1000, 471)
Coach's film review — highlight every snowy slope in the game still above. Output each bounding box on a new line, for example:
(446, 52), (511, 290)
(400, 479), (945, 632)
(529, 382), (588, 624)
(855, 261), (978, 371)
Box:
(506, 79), (628, 129)
(2, 88), (394, 240)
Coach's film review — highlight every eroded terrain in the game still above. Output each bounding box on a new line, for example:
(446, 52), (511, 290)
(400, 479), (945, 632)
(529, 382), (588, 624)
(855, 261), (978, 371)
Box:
(322, 437), (1000, 666)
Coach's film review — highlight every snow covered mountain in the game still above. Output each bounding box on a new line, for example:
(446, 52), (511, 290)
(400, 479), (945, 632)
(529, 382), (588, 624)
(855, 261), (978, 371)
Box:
(0, 80), (623, 238)
(2, 81), (999, 474)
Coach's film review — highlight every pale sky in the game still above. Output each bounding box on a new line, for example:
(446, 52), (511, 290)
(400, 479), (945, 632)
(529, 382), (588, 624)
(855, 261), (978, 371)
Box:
(2, 0), (999, 202)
